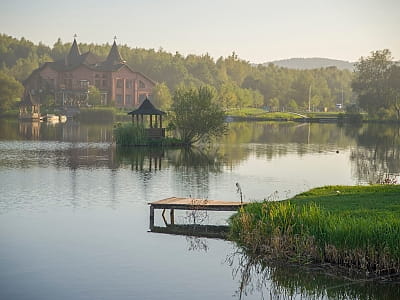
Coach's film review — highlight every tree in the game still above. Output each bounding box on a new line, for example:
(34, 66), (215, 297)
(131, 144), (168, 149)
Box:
(388, 65), (400, 119)
(352, 49), (399, 119)
(170, 86), (226, 144)
(287, 99), (298, 111)
(269, 97), (280, 111)
(88, 86), (102, 106)
(0, 71), (23, 112)
(151, 82), (172, 110)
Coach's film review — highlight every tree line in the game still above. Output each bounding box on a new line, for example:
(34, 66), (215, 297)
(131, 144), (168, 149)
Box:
(0, 33), (354, 112)
(1, 33), (399, 120)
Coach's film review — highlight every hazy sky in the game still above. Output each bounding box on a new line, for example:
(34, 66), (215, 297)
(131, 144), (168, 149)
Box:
(1, 0), (399, 63)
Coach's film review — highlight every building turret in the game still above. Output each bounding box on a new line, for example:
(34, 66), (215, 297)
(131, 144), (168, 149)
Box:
(66, 38), (81, 66)
(105, 40), (125, 65)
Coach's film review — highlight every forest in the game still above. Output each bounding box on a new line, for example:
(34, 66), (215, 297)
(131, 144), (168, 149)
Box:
(0, 33), (355, 112)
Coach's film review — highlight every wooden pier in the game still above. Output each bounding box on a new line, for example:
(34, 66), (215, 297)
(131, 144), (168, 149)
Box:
(148, 197), (247, 231)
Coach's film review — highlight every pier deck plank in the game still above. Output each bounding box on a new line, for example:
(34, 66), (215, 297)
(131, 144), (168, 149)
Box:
(149, 197), (247, 211)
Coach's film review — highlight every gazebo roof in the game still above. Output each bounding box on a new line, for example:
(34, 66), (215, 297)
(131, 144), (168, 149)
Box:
(128, 98), (166, 116)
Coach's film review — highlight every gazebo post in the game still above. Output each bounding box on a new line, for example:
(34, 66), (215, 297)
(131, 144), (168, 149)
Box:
(150, 115), (153, 128)
(160, 115), (162, 128)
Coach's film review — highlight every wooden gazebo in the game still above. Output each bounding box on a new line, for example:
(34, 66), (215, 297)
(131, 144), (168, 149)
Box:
(128, 98), (166, 139)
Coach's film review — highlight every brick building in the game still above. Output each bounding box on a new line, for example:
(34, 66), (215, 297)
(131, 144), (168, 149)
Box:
(23, 38), (155, 108)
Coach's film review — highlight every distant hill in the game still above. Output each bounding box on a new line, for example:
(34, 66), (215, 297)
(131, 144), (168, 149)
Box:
(265, 58), (354, 70)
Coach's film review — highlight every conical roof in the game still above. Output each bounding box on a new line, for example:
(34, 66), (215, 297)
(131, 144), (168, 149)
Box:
(128, 98), (166, 115)
(105, 41), (124, 65)
(66, 38), (81, 65)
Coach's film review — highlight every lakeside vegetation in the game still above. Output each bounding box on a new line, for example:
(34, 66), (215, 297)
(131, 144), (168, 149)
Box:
(229, 185), (400, 274)
(0, 33), (353, 115)
(1, 34), (399, 123)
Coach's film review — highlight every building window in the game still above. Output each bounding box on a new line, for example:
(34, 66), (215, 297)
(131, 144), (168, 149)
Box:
(116, 79), (123, 88)
(125, 95), (133, 106)
(116, 95), (123, 105)
(95, 80), (100, 87)
(95, 74), (100, 78)
(126, 80), (133, 88)
(102, 80), (107, 87)
(80, 80), (89, 89)
(101, 93), (108, 105)
(102, 74), (107, 78)
(139, 80), (146, 88)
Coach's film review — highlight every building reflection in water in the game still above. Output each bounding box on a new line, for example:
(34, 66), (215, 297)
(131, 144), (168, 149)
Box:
(9, 120), (400, 185)
(19, 121), (40, 140)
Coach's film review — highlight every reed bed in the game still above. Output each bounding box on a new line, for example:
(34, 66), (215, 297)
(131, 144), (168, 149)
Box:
(229, 185), (400, 274)
(114, 123), (147, 145)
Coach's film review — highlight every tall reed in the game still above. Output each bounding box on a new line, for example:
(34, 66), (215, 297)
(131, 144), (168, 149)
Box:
(230, 200), (400, 274)
(114, 123), (147, 145)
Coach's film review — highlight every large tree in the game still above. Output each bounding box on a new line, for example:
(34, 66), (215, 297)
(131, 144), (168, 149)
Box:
(0, 71), (23, 112)
(170, 86), (226, 144)
(151, 82), (172, 111)
(388, 65), (400, 119)
(352, 49), (399, 119)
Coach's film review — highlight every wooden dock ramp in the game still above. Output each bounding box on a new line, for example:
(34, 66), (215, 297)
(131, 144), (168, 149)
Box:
(148, 197), (247, 231)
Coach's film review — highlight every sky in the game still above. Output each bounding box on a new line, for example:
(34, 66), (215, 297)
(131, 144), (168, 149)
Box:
(1, 0), (399, 63)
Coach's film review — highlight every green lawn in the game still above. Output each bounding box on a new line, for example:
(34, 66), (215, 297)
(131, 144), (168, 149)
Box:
(227, 108), (302, 119)
(290, 185), (400, 217)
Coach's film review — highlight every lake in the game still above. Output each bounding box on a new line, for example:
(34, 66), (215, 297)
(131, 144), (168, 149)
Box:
(0, 119), (399, 299)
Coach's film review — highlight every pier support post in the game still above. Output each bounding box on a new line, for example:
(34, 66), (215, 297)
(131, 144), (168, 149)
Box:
(170, 209), (175, 225)
(150, 206), (154, 230)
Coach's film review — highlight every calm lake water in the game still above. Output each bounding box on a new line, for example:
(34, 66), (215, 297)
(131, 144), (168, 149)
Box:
(0, 119), (399, 300)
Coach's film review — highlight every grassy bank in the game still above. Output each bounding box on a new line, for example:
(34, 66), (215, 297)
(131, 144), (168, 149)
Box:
(0, 109), (19, 118)
(229, 185), (400, 274)
(227, 108), (302, 120)
(78, 107), (131, 123)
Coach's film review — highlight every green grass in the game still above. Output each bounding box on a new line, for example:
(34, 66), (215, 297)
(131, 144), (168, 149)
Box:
(230, 185), (400, 274)
(227, 108), (302, 120)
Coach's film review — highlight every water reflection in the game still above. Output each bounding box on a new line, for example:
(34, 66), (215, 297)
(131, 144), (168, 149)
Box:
(228, 250), (400, 300)
(1, 119), (399, 186)
(342, 123), (400, 183)
(116, 146), (165, 171)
